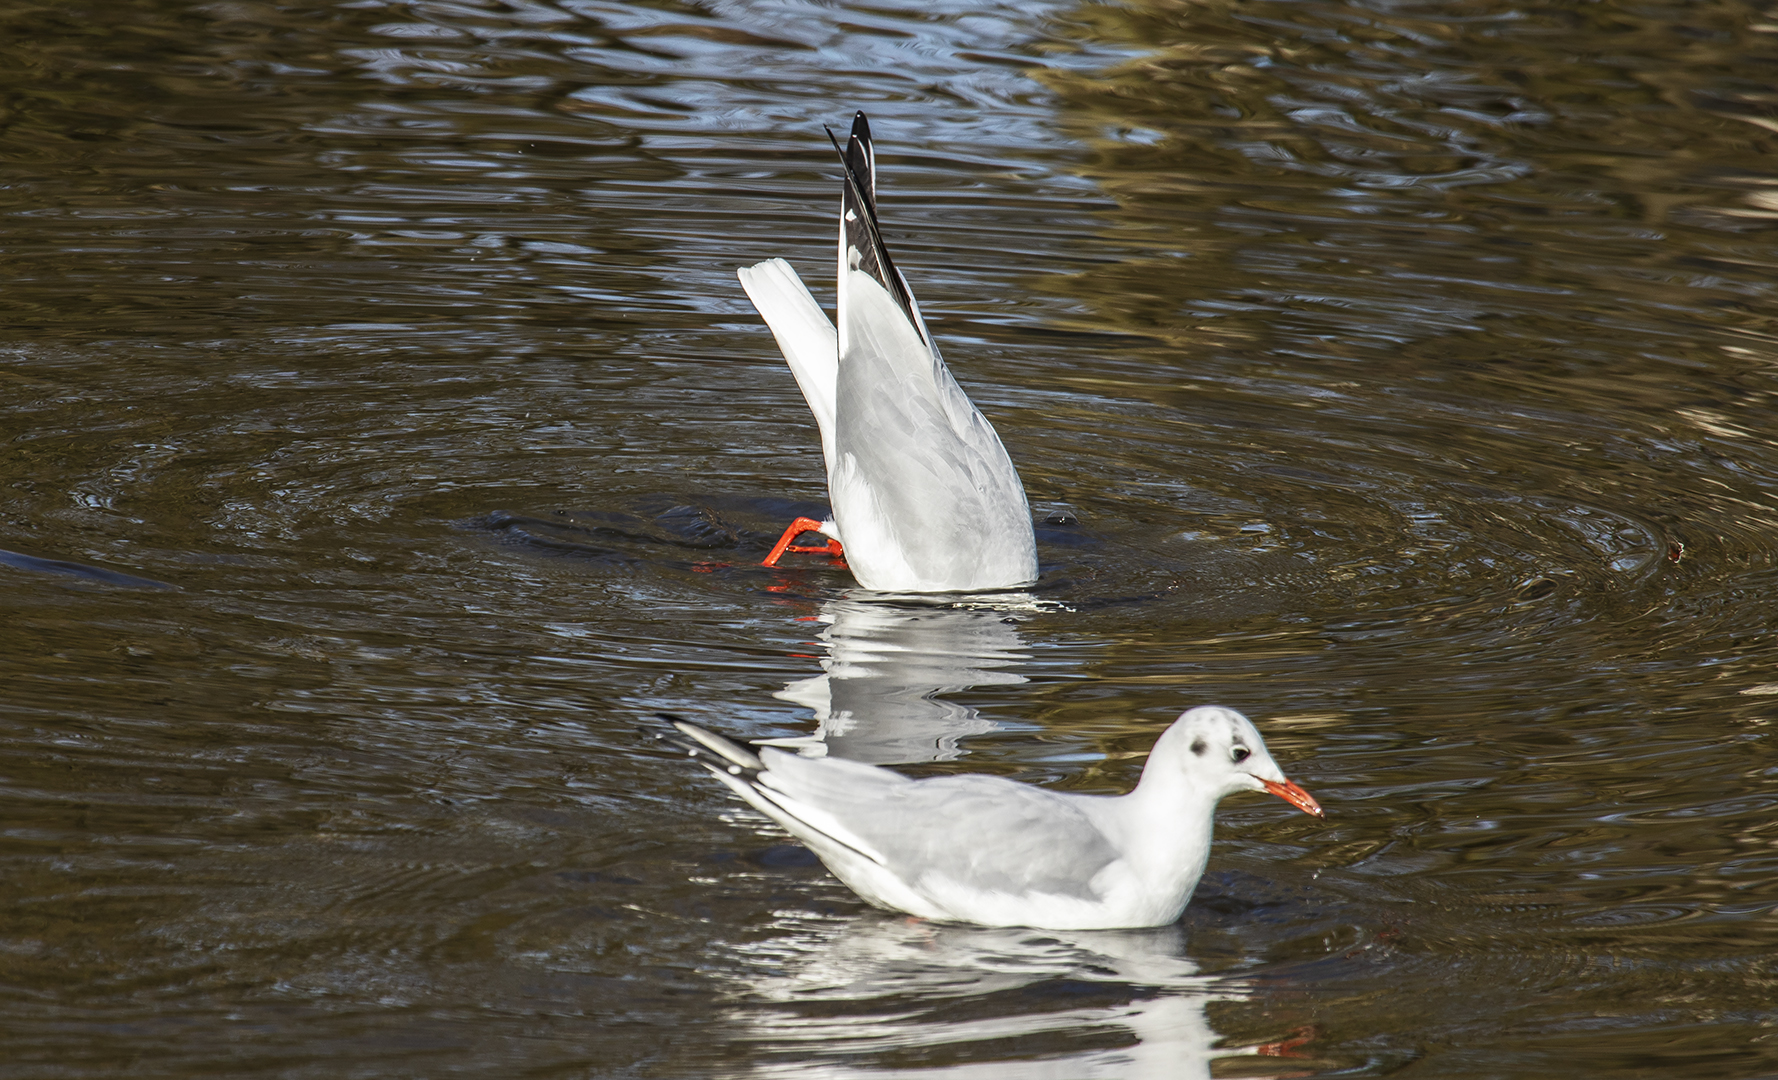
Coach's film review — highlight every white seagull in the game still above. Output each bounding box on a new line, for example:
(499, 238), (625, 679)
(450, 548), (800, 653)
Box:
(737, 112), (1039, 594)
(654, 706), (1323, 930)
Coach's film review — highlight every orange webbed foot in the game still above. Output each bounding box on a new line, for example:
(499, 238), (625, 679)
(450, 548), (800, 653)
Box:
(762, 517), (846, 567)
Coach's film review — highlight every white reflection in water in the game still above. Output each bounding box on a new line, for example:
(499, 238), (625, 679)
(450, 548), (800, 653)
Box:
(727, 918), (1261, 1079)
(767, 598), (1031, 764)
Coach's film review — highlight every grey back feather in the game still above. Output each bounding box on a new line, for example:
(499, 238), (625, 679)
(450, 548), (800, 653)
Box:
(762, 749), (1117, 900)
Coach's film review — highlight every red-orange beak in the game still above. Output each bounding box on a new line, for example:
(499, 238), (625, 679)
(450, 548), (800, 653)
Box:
(1261, 778), (1324, 818)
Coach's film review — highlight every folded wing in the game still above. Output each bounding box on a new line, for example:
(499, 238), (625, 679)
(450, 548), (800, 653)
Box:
(760, 749), (1119, 900)
(828, 113), (1038, 592)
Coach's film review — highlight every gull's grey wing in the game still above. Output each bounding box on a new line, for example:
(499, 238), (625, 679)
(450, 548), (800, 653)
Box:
(832, 274), (1036, 590)
(761, 751), (1118, 899)
(870, 776), (1118, 899)
(826, 114), (1037, 591)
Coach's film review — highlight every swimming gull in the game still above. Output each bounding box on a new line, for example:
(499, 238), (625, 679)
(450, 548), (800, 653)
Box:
(653, 705), (1322, 929)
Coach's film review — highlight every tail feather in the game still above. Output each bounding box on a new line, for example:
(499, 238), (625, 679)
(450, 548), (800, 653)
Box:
(737, 258), (839, 469)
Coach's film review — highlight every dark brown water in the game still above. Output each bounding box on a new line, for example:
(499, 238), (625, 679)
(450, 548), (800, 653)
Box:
(4, 0), (1777, 1075)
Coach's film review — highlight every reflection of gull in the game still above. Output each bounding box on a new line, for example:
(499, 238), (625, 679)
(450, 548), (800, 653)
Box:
(769, 598), (1028, 764)
(726, 917), (1248, 1079)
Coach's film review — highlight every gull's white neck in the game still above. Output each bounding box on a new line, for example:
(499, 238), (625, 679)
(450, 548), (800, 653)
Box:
(1123, 769), (1221, 866)
(1083, 764), (1224, 926)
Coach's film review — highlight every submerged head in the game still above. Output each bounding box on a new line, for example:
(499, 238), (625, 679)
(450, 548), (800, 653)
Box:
(1147, 706), (1323, 817)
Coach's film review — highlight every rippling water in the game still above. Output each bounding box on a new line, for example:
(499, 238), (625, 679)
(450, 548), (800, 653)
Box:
(4, 0), (1778, 1075)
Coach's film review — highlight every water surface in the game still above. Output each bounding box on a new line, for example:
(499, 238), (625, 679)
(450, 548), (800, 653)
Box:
(3, 0), (1777, 1075)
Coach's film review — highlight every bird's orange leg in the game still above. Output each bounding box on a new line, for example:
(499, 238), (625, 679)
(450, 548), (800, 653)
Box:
(1254, 1025), (1317, 1058)
(762, 516), (845, 567)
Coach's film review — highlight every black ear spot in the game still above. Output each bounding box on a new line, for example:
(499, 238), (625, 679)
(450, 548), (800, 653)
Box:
(1190, 739), (1206, 756)
(1231, 745), (1251, 763)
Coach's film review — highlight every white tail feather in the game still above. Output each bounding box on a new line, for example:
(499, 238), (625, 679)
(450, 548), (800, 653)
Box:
(737, 259), (839, 470)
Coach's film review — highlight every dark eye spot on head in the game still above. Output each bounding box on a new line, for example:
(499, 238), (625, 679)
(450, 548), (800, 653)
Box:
(1190, 739), (1206, 756)
(1231, 746), (1250, 763)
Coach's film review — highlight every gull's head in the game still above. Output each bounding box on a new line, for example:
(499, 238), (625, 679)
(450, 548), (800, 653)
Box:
(1151, 706), (1323, 817)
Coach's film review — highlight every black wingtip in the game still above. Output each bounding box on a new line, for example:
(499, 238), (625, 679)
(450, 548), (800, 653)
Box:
(826, 111), (921, 338)
(646, 714), (770, 782)
(642, 712), (692, 745)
